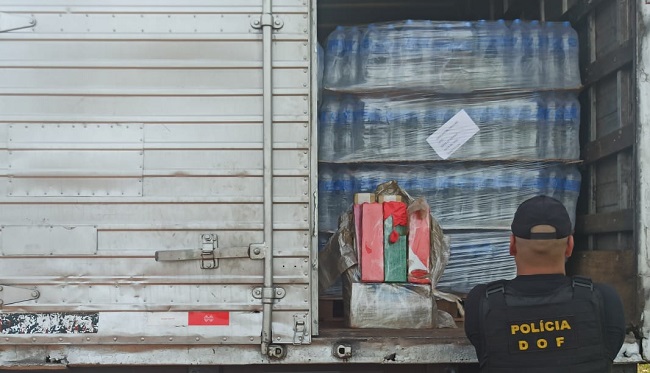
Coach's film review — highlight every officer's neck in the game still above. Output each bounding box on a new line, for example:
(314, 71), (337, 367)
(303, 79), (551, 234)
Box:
(516, 265), (566, 276)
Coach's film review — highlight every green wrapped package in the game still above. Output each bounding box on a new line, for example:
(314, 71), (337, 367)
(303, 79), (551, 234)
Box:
(383, 215), (407, 282)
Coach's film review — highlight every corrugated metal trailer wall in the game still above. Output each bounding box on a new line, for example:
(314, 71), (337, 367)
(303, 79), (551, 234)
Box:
(558, 0), (639, 325)
(0, 0), (314, 349)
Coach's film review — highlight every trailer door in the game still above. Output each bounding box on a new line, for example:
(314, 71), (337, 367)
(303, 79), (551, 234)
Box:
(0, 0), (313, 352)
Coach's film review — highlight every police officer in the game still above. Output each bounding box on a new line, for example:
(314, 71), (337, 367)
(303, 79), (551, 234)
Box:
(464, 195), (625, 372)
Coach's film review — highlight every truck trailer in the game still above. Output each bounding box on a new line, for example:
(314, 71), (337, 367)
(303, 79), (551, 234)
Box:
(0, 0), (646, 372)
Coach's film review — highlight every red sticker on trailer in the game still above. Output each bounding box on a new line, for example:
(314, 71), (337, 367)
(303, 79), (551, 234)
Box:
(188, 311), (230, 326)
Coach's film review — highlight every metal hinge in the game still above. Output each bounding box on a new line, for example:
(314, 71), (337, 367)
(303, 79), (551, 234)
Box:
(0, 13), (36, 33)
(250, 14), (283, 30)
(154, 234), (264, 269)
(292, 314), (307, 345)
(252, 286), (285, 303)
(0, 285), (40, 306)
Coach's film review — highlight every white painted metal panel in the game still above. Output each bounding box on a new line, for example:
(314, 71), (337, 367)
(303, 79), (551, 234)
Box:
(0, 257), (309, 284)
(144, 123), (309, 149)
(0, 203), (309, 228)
(4, 284), (310, 312)
(0, 40), (309, 65)
(0, 0), (303, 7)
(0, 69), (308, 92)
(0, 0), (313, 349)
(97, 230), (310, 257)
(143, 150), (309, 176)
(8, 123), (144, 150)
(8, 150), (143, 177)
(0, 96), (308, 120)
(23, 13), (309, 36)
(1, 310), (308, 345)
(1, 225), (97, 256)
(8, 177), (144, 197)
(142, 176), (309, 200)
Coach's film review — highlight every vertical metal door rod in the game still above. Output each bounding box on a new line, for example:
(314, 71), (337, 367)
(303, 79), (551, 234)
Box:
(260, 0), (275, 356)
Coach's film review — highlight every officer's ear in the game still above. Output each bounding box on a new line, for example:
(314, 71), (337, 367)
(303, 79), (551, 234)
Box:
(509, 234), (517, 256)
(565, 235), (574, 258)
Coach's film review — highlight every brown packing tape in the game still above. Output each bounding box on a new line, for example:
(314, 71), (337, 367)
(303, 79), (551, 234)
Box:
(354, 193), (376, 204)
(378, 194), (403, 203)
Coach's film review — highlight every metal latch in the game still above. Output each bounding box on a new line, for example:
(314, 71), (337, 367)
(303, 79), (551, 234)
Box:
(0, 285), (40, 306)
(200, 234), (217, 269)
(292, 314), (307, 345)
(154, 234), (264, 269)
(0, 13), (36, 33)
(251, 14), (283, 30)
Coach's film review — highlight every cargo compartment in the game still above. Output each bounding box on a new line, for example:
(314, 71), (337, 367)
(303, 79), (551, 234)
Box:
(0, 0), (642, 368)
(314, 0), (640, 365)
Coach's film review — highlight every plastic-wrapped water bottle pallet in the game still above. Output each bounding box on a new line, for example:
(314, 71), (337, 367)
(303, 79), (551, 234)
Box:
(323, 85), (583, 97)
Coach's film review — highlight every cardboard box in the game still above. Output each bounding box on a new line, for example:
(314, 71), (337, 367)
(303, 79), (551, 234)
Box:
(360, 203), (384, 282)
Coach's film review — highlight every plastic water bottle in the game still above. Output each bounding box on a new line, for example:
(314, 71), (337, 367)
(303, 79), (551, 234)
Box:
(561, 21), (580, 89)
(482, 168), (499, 222)
(359, 98), (375, 153)
(543, 21), (561, 89)
(443, 22), (475, 93)
(337, 96), (358, 161)
(500, 172), (521, 219)
(387, 106), (405, 160)
(360, 24), (393, 87)
(514, 97), (539, 158)
(440, 174), (458, 220)
(414, 108), (432, 160)
(343, 26), (361, 86)
(360, 99), (382, 158)
(494, 104), (512, 156)
(529, 20), (545, 87)
(561, 94), (581, 160)
(399, 20), (422, 87)
(544, 94), (561, 160)
(383, 23), (399, 87)
(318, 95), (339, 161)
(359, 24), (376, 86)
(478, 105), (496, 158)
(458, 172), (473, 219)
(509, 19), (526, 88)
(544, 166), (563, 201)
(404, 107), (422, 160)
(475, 19), (510, 90)
(563, 166), (581, 227)
(511, 20), (543, 88)
(318, 164), (335, 231)
(324, 26), (346, 88)
(333, 170), (355, 228)
(461, 106), (480, 158)
(417, 20), (434, 79)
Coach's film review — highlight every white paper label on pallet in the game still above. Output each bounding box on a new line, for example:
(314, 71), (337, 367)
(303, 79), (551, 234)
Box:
(426, 109), (479, 160)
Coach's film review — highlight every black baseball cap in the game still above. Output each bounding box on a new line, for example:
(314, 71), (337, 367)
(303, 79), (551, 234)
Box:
(511, 195), (572, 239)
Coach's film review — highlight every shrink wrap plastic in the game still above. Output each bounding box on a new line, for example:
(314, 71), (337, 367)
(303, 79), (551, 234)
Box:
(318, 181), (460, 329)
(318, 92), (580, 162)
(318, 18), (582, 307)
(318, 162), (581, 233)
(324, 20), (580, 94)
(438, 230), (517, 294)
